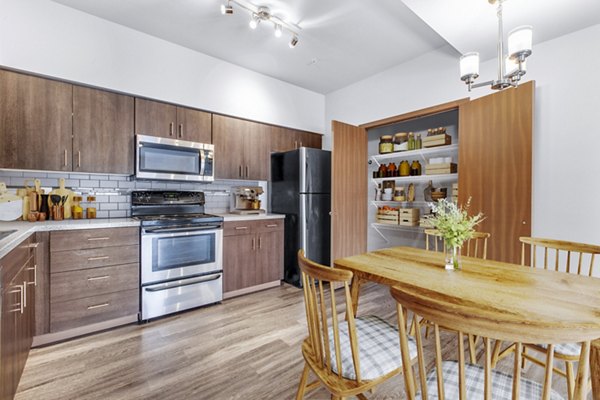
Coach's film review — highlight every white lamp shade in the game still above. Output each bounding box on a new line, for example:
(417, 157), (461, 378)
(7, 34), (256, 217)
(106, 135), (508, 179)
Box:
(460, 52), (479, 80)
(508, 25), (533, 58)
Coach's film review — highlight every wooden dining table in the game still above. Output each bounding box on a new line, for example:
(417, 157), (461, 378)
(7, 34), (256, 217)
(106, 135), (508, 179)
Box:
(333, 246), (600, 398)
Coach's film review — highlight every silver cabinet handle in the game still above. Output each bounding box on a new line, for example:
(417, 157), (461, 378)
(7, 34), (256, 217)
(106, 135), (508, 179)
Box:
(294, 141), (298, 149)
(266, 224), (278, 228)
(252, 237), (256, 250)
(77, 151), (81, 168)
(258, 236), (262, 249)
(169, 122), (174, 136)
(9, 285), (24, 313)
(87, 303), (109, 310)
(88, 256), (109, 261)
(235, 226), (248, 230)
(178, 124), (183, 138)
(87, 237), (110, 241)
(23, 281), (27, 308)
(27, 265), (37, 286)
(87, 275), (110, 281)
(239, 165), (242, 178)
(245, 166), (249, 178)
(27, 242), (39, 248)
(64, 149), (68, 167)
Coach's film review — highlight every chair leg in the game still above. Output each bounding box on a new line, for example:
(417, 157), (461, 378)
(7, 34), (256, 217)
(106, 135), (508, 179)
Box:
(565, 360), (575, 400)
(295, 363), (311, 400)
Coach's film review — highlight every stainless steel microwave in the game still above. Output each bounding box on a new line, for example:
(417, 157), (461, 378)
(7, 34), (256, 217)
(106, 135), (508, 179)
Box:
(135, 134), (214, 182)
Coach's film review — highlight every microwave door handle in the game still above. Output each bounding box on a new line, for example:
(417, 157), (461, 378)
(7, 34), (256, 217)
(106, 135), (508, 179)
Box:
(200, 149), (206, 176)
(144, 274), (222, 292)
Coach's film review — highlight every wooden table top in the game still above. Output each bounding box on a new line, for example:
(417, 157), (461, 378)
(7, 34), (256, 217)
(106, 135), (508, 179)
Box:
(334, 246), (600, 344)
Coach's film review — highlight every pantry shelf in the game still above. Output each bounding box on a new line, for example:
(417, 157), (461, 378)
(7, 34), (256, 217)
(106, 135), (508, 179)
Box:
(371, 223), (424, 232)
(370, 144), (458, 165)
(370, 200), (430, 207)
(372, 173), (458, 185)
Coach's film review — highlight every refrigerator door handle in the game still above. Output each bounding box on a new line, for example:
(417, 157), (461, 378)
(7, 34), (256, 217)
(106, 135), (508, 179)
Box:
(300, 194), (308, 256)
(299, 147), (307, 193)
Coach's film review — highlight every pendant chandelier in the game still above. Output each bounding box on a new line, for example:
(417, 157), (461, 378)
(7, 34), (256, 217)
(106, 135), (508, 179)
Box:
(459, 0), (533, 91)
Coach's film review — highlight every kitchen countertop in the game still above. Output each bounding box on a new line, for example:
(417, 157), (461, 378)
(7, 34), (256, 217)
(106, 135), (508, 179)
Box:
(0, 218), (140, 259)
(217, 213), (285, 222)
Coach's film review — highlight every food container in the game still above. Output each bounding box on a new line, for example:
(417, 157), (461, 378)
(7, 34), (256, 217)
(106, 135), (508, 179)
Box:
(378, 135), (393, 154)
(72, 196), (84, 219)
(393, 187), (406, 202)
(393, 133), (408, 152)
(387, 162), (397, 177)
(410, 160), (422, 176)
(399, 160), (410, 177)
(381, 188), (393, 201)
(86, 196), (97, 219)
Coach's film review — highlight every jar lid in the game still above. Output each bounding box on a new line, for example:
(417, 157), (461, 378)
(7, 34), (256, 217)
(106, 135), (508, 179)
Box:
(73, 195), (83, 201)
(380, 135), (393, 140)
(394, 132), (408, 137)
(87, 196), (96, 201)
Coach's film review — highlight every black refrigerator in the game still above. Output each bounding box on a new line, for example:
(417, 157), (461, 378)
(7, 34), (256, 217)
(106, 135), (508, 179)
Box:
(270, 148), (331, 287)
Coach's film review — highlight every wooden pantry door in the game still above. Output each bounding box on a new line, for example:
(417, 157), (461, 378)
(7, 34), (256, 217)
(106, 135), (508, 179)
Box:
(459, 81), (534, 264)
(331, 121), (368, 264)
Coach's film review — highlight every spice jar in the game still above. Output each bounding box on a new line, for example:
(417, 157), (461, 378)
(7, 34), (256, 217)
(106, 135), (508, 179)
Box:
(378, 163), (388, 178)
(387, 162), (397, 177)
(416, 134), (422, 149)
(393, 187), (406, 202)
(393, 132), (408, 152)
(72, 196), (84, 220)
(378, 135), (393, 154)
(410, 160), (422, 176)
(399, 160), (410, 177)
(86, 195), (97, 219)
(408, 132), (415, 150)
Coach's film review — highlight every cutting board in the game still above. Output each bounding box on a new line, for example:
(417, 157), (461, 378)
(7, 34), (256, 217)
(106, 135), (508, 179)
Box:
(0, 182), (23, 221)
(48, 178), (74, 219)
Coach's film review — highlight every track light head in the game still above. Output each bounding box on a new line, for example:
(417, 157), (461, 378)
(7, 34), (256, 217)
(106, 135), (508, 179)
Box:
(274, 24), (282, 38)
(220, 1), (233, 15)
(289, 35), (298, 48)
(249, 13), (260, 29)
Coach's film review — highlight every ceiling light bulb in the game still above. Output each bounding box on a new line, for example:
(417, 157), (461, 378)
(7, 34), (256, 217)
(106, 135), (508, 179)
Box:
(220, 2), (233, 15)
(459, 52), (480, 82)
(274, 24), (283, 38)
(508, 25), (533, 60)
(289, 35), (299, 48)
(249, 14), (260, 29)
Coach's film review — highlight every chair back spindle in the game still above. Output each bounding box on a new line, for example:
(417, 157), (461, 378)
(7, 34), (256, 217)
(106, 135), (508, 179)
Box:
(520, 237), (600, 277)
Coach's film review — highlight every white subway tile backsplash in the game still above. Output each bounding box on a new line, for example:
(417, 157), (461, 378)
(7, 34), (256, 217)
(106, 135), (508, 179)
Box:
(99, 180), (118, 188)
(109, 175), (128, 181)
(96, 210), (109, 218)
(100, 203), (118, 210)
(94, 175), (110, 180)
(22, 171), (46, 178)
(64, 179), (79, 187)
(95, 195), (110, 203)
(0, 170), (24, 177)
(69, 173), (90, 180)
(135, 182), (152, 189)
(118, 203), (130, 210)
(118, 180), (135, 189)
(80, 179), (100, 188)
(109, 210), (127, 218)
(151, 182), (167, 189)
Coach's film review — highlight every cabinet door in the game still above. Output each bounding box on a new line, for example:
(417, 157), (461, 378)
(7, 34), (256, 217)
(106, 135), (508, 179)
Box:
(176, 107), (212, 143)
(256, 231), (284, 284)
(244, 120), (270, 181)
(301, 132), (322, 149)
(1, 284), (18, 400)
(73, 86), (134, 174)
(34, 231), (50, 336)
(213, 114), (247, 179)
(331, 121), (368, 263)
(459, 81), (533, 264)
(134, 98), (177, 138)
(0, 70), (72, 171)
(223, 234), (257, 292)
(270, 126), (298, 153)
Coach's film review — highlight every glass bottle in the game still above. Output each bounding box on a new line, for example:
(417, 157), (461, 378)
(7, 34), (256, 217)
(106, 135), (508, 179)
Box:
(86, 195), (97, 219)
(407, 132), (415, 150)
(72, 196), (84, 219)
(416, 134), (422, 149)
(378, 164), (388, 178)
(387, 162), (397, 177)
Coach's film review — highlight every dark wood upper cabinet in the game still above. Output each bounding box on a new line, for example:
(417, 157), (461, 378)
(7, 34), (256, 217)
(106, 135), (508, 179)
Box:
(213, 114), (269, 180)
(134, 98), (177, 139)
(135, 98), (212, 143)
(177, 107), (211, 143)
(0, 69), (72, 171)
(73, 86), (134, 174)
(270, 127), (322, 153)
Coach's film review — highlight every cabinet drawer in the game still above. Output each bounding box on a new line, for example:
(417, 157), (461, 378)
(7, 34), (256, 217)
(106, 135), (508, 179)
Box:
(50, 289), (139, 332)
(50, 227), (139, 252)
(255, 219), (284, 233)
(50, 263), (139, 303)
(223, 221), (256, 236)
(51, 245), (139, 273)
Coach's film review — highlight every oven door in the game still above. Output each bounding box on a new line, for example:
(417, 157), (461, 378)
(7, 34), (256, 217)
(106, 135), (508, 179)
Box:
(141, 226), (223, 284)
(136, 134), (214, 182)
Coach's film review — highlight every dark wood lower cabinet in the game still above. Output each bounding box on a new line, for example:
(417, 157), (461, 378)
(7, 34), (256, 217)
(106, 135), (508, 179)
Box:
(1, 235), (36, 400)
(223, 219), (284, 297)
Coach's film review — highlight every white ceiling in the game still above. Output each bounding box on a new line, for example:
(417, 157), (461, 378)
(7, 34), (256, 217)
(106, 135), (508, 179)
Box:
(52, 0), (600, 94)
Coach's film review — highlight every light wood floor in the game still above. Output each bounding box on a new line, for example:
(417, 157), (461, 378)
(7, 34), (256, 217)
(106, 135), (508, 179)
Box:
(17, 282), (577, 399)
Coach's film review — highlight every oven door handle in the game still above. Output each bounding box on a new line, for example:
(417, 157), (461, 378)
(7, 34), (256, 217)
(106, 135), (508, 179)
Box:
(143, 225), (222, 234)
(144, 274), (222, 292)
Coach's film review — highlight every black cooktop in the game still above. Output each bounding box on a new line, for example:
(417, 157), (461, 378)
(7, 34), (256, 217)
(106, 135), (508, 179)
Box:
(131, 191), (223, 227)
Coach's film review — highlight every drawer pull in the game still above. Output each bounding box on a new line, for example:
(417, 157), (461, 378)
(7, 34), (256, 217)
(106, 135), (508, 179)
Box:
(88, 256), (109, 261)
(27, 265), (37, 286)
(87, 237), (110, 241)
(27, 242), (39, 248)
(235, 226), (248, 230)
(87, 275), (110, 281)
(87, 303), (110, 310)
(266, 224), (278, 228)
(9, 285), (24, 314)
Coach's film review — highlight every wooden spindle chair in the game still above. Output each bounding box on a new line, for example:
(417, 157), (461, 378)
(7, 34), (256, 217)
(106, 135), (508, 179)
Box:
(423, 229), (492, 364)
(390, 285), (592, 400)
(295, 250), (418, 400)
(513, 237), (600, 399)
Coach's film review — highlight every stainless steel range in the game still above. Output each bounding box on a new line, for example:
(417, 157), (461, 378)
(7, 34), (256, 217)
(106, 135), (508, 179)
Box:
(131, 191), (224, 321)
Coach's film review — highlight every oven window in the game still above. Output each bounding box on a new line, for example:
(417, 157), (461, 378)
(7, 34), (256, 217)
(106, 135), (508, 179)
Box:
(139, 143), (200, 175)
(153, 233), (215, 271)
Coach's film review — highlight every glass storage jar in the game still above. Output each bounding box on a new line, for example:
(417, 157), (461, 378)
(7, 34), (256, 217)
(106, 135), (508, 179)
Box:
(378, 135), (393, 154)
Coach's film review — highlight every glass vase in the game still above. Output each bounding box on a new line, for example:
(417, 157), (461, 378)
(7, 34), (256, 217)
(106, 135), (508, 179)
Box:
(444, 244), (462, 270)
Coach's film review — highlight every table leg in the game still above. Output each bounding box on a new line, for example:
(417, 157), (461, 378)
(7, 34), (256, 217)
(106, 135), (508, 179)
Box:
(592, 339), (600, 399)
(348, 275), (363, 318)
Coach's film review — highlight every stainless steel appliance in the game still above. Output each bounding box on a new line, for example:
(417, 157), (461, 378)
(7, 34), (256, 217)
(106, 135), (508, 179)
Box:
(230, 186), (265, 215)
(270, 148), (331, 287)
(132, 190), (224, 320)
(135, 134), (214, 182)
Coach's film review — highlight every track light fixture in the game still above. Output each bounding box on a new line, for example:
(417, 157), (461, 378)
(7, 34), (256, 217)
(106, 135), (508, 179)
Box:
(219, 1), (300, 48)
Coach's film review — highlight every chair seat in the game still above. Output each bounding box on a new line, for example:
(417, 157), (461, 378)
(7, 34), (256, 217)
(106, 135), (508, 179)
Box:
(329, 315), (417, 381)
(415, 361), (564, 400)
(534, 342), (581, 357)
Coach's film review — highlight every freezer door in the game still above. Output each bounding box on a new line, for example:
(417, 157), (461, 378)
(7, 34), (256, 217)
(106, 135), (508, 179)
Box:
(299, 148), (331, 194)
(299, 193), (331, 266)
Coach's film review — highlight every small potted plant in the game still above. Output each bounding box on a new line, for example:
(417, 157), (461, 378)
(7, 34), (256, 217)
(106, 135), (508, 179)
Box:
(429, 198), (484, 270)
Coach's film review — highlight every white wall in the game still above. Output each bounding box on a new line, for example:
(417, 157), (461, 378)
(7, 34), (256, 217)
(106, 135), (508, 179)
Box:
(326, 23), (600, 245)
(0, 0), (324, 134)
